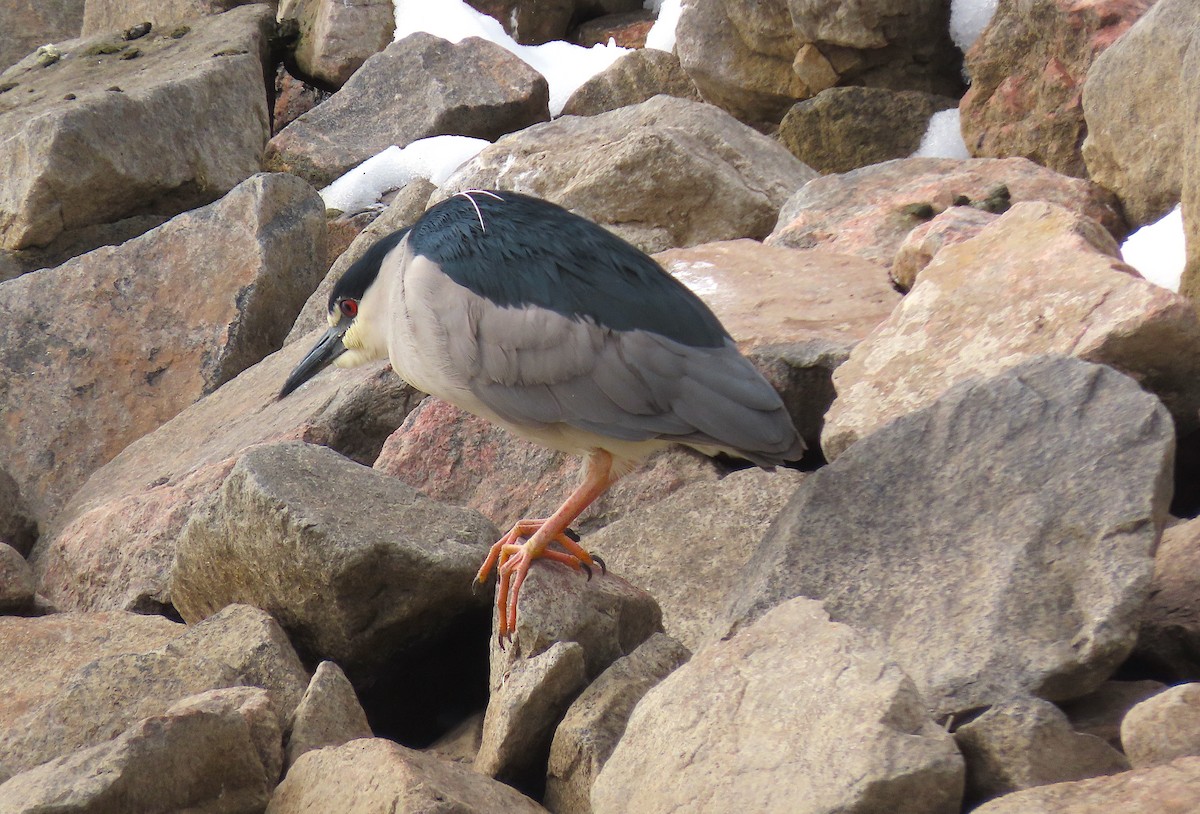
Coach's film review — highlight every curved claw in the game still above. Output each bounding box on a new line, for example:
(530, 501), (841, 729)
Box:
(581, 561), (593, 581)
(592, 554), (607, 575)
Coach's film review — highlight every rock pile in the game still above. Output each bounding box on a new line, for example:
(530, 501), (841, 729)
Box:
(2, 0), (1200, 812)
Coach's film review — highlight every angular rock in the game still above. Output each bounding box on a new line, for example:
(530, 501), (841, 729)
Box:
(288, 178), (437, 342)
(972, 756), (1200, 814)
(477, 641), (588, 785)
(955, 696), (1129, 803)
(961, 0), (1154, 178)
(583, 468), (803, 651)
(1060, 681), (1169, 749)
(0, 686), (282, 814)
(0, 0), (84, 74)
(779, 87), (957, 174)
(766, 157), (1126, 270)
(82, 0), (265, 35)
(0, 172), (326, 527)
(30, 333), (419, 614)
(1121, 684), (1200, 768)
(285, 0), (395, 87)
(172, 441), (497, 674)
(266, 737), (547, 812)
(1082, 0), (1200, 226)
(265, 33), (550, 187)
(375, 398), (721, 537)
(0, 543), (34, 614)
(546, 632), (690, 814)
(734, 357), (1172, 717)
(1136, 516), (1200, 680)
(890, 205), (998, 291)
(438, 95), (817, 253)
(822, 202), (1200, 459)
(488, 563), (662, 692)
(592, 597), (964, 814)
(560, 48), (701, 118)
(0, 5), (275, 252)
(285, 660), (372, 768)
(0, 604), (306, 781)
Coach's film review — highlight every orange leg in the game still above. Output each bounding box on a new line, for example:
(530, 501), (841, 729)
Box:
(474, 450), (616, 643)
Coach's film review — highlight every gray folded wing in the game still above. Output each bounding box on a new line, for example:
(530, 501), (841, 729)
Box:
(446, 296), (805, 466)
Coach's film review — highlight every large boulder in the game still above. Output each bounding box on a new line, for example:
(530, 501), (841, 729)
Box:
(733, 357), (1172, 717)
(437, 95), (817, 253)
(172, 441), (498, 674)
(560, 47), (702, 118)
(821, 202), (1200, 458)
(30, 336), (418, 614)
(1081, 0), (1200, 227)
(1135, 516), (1200, 680)
(592, 597), (964, 814)
(960, 0), (1154, 178)
(0, 5), (275, 253)
(0, 173), (326, 527)
(265, 32), (550, 187)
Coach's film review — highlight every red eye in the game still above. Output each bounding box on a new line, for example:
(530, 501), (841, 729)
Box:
(339, 299), (358, 319)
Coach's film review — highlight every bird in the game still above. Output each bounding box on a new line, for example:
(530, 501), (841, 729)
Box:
(279, 190), (805, 643)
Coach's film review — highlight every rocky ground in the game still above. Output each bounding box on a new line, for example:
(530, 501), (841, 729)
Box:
(1, 0), (1200, 812)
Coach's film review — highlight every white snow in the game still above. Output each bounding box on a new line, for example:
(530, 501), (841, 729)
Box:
(393, 0), (629, 116)
(644, 0), (683, 53)
(1120, 204), (1187, 292)
(950, 0), (999, 52)
(320, 135), (489, 214)
(913, 109), (971, 159)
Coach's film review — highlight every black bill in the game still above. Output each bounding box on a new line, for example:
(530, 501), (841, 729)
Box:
(278, 322), (350, 399)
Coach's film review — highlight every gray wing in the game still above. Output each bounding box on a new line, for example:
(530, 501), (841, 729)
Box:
(445, 295), (804, 466)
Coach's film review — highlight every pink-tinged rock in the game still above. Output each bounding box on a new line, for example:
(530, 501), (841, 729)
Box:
(374, 398), (720, 538)
(30, 334), (420, 613)
(972, 757), (1200, 814)
(961, 0), (1155, 178)
(654, 239), (900, 348)
(0, 542), (35, 613)
(0, 172), (326, 528)
(891, 206), (999, 291)
(766, 157), (1126, 270)
(0, 0), (83, 74)
(822, 201), (1200, 460)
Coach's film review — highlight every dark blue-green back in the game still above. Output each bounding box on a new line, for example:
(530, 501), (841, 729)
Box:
(407, 191), (730, 348)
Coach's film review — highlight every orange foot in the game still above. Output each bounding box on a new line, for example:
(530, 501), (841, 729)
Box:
(473, 520), (606, 645)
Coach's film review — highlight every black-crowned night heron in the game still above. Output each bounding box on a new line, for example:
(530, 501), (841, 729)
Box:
(280, 190), (804, 642)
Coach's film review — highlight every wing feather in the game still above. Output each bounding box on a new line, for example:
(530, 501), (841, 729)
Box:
(444, 290), (802, 463)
